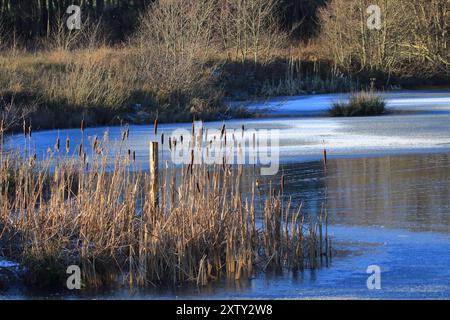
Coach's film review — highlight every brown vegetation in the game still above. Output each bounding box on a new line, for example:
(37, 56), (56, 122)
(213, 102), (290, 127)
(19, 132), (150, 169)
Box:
(0, 123), (330, 289)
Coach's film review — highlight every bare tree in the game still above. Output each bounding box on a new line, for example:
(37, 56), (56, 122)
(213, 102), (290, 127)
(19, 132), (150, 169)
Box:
(217, 0), (287, 64)
(134, 0), (221, 113)
(318, 0), (449, 78)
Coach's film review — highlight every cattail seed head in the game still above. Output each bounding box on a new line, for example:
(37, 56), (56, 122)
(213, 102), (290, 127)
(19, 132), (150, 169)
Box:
(66, 137), (70, 153)
(55, 137), (60, 152)
(220, 124), (225, 139)
(93, 136), (98, 151)
(154, 118), (158, 137)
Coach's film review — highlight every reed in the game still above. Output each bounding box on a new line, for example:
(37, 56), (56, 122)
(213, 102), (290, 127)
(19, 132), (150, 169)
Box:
(0, 123), (330, 289)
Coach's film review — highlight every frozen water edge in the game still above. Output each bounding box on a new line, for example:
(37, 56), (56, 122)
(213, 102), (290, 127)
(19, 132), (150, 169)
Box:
(6, 90), (450, 169)
(232, 89), (450, 116)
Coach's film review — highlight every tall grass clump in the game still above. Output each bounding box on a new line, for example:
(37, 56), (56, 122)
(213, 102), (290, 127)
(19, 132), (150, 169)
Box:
(329, 91), (386, 117)
(0, 122), (330, 289)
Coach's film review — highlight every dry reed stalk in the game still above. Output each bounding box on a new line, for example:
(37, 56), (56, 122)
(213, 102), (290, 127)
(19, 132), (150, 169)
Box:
(0, 123), (331, 289)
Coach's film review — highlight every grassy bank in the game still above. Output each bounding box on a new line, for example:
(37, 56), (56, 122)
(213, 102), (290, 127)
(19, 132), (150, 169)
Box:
(0, 123), (330, 289)
(0, 46), (359, 133)
(0, 48), (246, 133)
(3, 46), (441, 134)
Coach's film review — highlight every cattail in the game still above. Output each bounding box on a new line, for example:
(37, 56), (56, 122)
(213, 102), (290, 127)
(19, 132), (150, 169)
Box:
(66, 137), (70, 153)
(93, 136), (98, 152)
(132, 150), (136, 163)
(168, 137), (172, 151)
(55, 137), (60, 152)
(153, 118), (158, 139)
(323, 148), (327, 165)
(125, 128), (129, 140)
(180, 135), (183, 144)
(220, 124), (225, 139)
(78, 143), (83, 157)
(161, 130), (165, 145)
(241, 125), (245, 137)
(280, 175), (285, 194)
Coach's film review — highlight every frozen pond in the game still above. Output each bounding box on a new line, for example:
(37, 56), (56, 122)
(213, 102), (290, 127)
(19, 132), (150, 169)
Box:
(6, 90), (450, 167)
(2, 89), (450, 299)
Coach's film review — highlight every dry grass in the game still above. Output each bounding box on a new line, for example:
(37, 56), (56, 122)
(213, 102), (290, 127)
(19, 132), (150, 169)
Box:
(0, 122), (330, 289)
(329, 91), (386, 117)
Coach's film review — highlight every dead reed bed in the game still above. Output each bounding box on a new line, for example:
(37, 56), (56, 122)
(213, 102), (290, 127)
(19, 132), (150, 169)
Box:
(0, 121), (330, 289)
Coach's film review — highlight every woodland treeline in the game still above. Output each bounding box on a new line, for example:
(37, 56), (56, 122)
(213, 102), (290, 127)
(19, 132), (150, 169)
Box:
(0, 0), (325, 42)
